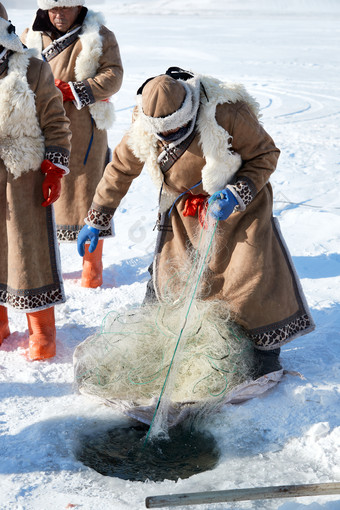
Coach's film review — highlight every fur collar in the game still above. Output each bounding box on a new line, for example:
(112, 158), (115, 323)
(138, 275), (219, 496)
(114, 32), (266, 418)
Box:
(128, 74), (261, 212)
(25, 10), (115, 130)
(74, 11), (115, 130)
(0, 49), (45, 178)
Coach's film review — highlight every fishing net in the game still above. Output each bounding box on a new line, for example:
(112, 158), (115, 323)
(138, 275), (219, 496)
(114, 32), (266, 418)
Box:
(74, 215), (260, 431)
(74, 299), (254, 406)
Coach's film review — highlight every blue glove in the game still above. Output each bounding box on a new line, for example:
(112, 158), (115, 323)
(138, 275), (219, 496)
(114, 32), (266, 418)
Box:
(77, 225), (100, 257)
(208, 188), (238, 221)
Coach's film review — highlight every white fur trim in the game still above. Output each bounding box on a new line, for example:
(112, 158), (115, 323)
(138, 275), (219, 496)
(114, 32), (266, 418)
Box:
(128, 74), (261, 211)
(0, 50), (45, 178)
(74, 11), (105, 80)
(55, 163), (70, 175)
(197, 97), (241, 194)
(197, 74), (261, 195)
(137, 76), (201, 134)
(128, 117), (177, 212)
(87, 100), (115, 129)
(200, 75), (261, 118)
(25, 26), (43, 57)
(74, 10), (115, 130)
(37, 0), (84, 9)
(68, 80), (82, 109)
(0, 18), (25, 53)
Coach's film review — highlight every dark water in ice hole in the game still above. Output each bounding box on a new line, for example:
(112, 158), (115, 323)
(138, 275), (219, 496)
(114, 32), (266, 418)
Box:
(75, 422), (220, 482)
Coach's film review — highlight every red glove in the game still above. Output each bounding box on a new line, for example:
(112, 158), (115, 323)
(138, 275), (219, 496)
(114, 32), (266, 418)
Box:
(55, 79), (75, 102)
(183, 194), (208, 228)
(41, 159), (66, 207)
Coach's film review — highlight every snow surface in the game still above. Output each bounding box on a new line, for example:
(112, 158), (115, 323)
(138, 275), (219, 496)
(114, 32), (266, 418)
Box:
(1, 1), (340, 509)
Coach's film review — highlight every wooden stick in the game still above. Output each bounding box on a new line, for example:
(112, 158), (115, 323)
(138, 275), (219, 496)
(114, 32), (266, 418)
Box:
(145, 482), (340, 508)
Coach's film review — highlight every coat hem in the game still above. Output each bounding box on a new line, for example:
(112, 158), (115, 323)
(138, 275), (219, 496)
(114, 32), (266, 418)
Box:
(0, 287), (66, 312)
(247, 216), (315, 349)
(248, 312), (315, 350)
(0, 205), (66, 312)
(152, 211), (315, 350)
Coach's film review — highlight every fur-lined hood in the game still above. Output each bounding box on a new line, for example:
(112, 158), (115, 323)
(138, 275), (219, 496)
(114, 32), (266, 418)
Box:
(128, 73), (261, 211)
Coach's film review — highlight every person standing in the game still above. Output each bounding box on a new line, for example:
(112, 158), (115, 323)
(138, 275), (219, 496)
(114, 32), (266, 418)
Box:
(77, 68), (315, 378)
(0, 2), (71, 360)
(22, 0), (123, 288)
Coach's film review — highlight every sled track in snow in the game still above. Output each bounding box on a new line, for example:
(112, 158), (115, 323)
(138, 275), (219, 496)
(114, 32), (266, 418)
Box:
(115, 82), (340, 127)
(254, 84), (340, 124)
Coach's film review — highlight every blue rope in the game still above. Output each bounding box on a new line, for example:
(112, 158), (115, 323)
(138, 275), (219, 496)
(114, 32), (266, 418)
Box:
(115, 105), (135, 112)
(167, 180), (202, 218)
(83, 117), (94, 165)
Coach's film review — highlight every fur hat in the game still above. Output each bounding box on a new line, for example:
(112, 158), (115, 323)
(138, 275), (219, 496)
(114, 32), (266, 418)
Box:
(137, 73), (201, 134)
(37, 0), (85, 10)
(0, 2), (25, 53)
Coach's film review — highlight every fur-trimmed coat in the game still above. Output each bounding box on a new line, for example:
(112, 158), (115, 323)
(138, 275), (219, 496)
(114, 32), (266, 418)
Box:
(85, 76), (315, 349)
(0, 51), (71, 311)
(22, 8), (123, 241)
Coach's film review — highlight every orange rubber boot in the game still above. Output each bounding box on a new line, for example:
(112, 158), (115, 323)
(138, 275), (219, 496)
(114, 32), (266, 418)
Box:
(26, 307), (56, 361)
(81, 239), (104, 288)
(0, 305), (10, 346)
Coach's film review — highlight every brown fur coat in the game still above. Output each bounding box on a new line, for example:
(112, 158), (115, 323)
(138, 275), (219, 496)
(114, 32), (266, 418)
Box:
(86, 76), (315, 349)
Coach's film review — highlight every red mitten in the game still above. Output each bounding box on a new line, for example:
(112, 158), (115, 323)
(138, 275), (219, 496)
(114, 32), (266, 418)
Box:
(41, 159), (66, 207)
(183, 194), (208, 227)
(55, 79), (75, 102)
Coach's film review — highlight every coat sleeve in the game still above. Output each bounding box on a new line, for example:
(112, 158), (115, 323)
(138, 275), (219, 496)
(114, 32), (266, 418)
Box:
(27, 57), (72, 169)
(71, 26), (123, 108)
(84, 132), (144, 230)
(217, 101), (280, 209)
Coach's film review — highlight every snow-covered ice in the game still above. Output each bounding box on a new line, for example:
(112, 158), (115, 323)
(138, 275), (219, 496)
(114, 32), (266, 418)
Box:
(1, 1), (340, 508)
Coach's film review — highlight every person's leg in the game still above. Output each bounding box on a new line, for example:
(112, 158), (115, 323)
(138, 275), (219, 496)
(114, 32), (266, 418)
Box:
(26, 307), (56, 360)
(252, 347), (282, 379)
(81, 240), (104, 288)
(0, 305), (10, 346)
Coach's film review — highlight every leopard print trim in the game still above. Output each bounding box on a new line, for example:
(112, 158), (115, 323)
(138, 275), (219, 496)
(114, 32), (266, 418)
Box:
(85, 207), (115, 231)
(45, 146), (70, 170)
(228, 177), (257, 211)
(0, 287), (64, 311)
(249, 313), (312, 349)
(72, 80), (95, 108)
(57, 225), (113, 242)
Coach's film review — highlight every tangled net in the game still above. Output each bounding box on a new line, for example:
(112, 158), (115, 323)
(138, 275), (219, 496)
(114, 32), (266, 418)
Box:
(74, 301), (254, 406)
(74, 215), (255, 430)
